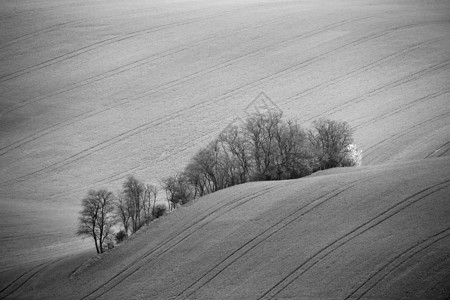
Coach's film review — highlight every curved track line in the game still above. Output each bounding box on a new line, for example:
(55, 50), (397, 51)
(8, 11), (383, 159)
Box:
(39, 128), (218, 201)
(0, 20), (85, 50)
(0, 7), (50, 21)
(0, 263), (46, 296)
(303, 58), (450, 124)
(257, 180), (450, 299)
(355, 232), (450, 300)
(424, 141), (450, 159)
(80, 184), (284, 300)
(0, 13), (371, 155)
(19, 28), (449, 195)
(363, 111), (450, 162)
(0, 7), (247, 82)
(0, 10), (407, 145)
(0, 12), (297, 117)
(175, 176), (372, 299)
(0, 20), (433, 186)
(344, 227), (450, 299)
(0, 257), (64, 299)
(280, 36), (449, 109)
(355, 89), (450, 130)
(0, 12), (377, 138)
(438, 147), (450, 157)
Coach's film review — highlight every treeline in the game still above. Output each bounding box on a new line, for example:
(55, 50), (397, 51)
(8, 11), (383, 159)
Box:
(77, 112), (361, 254)
(160, 112), (361, 206)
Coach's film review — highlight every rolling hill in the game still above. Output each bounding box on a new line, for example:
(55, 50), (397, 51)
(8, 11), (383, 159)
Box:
(1, 157), (450, 299)
(0, 0), (449, 298)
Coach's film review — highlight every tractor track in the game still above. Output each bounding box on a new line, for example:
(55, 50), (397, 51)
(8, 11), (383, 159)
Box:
(303, 57), (450, 123)
(354, 89), (450, 130)
(0, 18), (436, 186)
(344, 227), (450, 299)
(0, 6), (249, 83)
(280, 35), (449, 109)
(0, 11), (384, 150)
(0, 20), (85, 50)
(0, 257), (64, 299)
(175, 176), (373, 299)
(0, 13), (373, 156)
(257, 179), (450, 299)
(0, 11), (297, 117)
(45, 129), (218, 200)
(80, 183), (285, 300)
(363, 111), (450, 163)
(424, 141), (450, 159)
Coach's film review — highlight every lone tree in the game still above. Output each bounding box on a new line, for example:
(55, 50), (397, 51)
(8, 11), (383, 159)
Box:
(76, 189), (116, 254)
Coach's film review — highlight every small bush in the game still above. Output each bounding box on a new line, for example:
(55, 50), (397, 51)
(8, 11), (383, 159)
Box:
(115, 230), (128, 244)
(342, 143), (362, 167)
(143, 214), (154, 226)
(152, 204), (167, 219)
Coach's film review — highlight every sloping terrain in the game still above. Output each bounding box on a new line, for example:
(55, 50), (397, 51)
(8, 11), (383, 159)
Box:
(0, 0), (450, 298)
(1, 157), (449, 299)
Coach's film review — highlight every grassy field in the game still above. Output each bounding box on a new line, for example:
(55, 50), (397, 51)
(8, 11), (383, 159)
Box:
(0, 0), (449, 298)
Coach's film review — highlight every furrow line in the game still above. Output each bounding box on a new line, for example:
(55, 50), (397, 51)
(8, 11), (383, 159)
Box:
(81, 184), (282, 300)
(0, 263), (46, 296)
(363, 111), (450, 161)
(355, 89), (450, 130)
(303, 58), (450, 123)
(0, 257), (64, 299)
(0, 7), (247, 82)
(0, 13), (375, 154)
(438, 147), (450, 157)
(281, 36), (449, 109)
(258, 180), (450, 299)
(424, 141), (450, 159)
(176, 176), (372, 299)
(0, 19), (430, 185)
(0, 20), (84, 50)
(0, 11), (296, 117)
(344, 228), (450, 299)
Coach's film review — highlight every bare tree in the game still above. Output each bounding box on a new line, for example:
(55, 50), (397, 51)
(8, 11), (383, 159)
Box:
(245, 112), (283, 180)
(123, 175), (145, 233)
(161, 173), (194, 210)
(114, 191), (131, 236)
(184, 160), (208, 198)
(218, 124), (252, 184)
(308, 118), (354, 170)
(273, 119), (315, 179)
(143, 184), (158, 225)
(76, 189), (116, 254)
(189, 144), (220, 193)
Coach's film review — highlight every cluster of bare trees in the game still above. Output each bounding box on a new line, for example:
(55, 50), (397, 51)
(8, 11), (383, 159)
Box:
(77, 176), (161, 254)
(160, 112), (361, 205)
(77, 112), (361, 254)
(116, 176), (159, 234)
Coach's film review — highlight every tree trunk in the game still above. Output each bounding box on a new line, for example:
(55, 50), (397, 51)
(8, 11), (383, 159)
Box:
(93, 235), (100, 254)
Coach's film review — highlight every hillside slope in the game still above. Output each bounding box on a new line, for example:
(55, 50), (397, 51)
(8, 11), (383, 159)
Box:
(1, 0), (450, 271)
(1, 157), (449, 299)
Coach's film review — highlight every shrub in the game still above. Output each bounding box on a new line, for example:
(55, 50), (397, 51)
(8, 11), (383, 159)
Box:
(115, 230), (128, 244)
(152, 204), (167, 219)
(342, 143), (362, 167)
